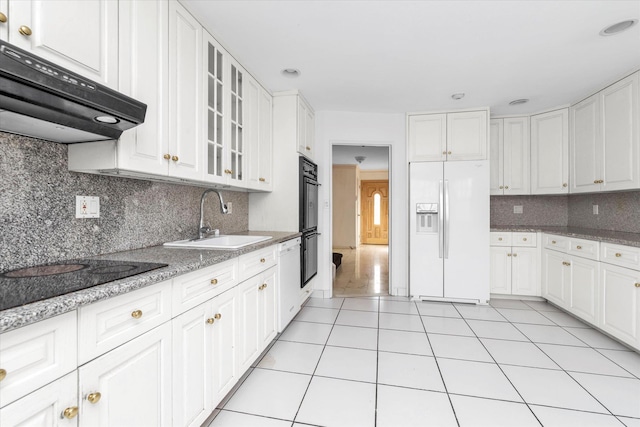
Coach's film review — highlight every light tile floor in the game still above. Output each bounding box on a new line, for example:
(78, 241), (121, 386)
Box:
(209, 297), (640, 427)
(333, 245), (388, 297)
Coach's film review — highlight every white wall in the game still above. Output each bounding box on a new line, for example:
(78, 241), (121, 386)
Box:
(316, 111), (407, 297)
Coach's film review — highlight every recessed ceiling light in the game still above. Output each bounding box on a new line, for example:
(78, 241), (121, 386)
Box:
(94, 115), (119, 124)
(451, 93), (465, 100)
(600, 19), (638, 36)
(281, 68), (300, 77)
(509, 99), (529, 106)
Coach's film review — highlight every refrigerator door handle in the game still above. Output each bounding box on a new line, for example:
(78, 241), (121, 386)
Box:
(444, 179), (450, 259)
(439, 179), (444, 259)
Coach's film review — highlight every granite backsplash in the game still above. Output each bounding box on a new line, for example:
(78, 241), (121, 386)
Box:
(0, 132), (248, 273)
(491, 192), (640, 234)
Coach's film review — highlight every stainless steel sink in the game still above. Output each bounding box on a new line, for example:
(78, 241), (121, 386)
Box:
(163, 235), (272, 249)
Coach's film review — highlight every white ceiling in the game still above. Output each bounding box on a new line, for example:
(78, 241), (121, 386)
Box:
(183, 0), (640, 116)
(332, 145), (390, 170)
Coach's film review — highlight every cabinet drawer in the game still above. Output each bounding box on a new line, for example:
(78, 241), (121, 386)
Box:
(568, 237), (599, 261)
(239, 245), (277, 281)
(78, 280), (172, 364)
(512, 232), (536, 247)
(172, 258), (238, 316)
(543, 234), (569, 252)
(0, 312), (77, 408)
(601, 243), (640, 271)
(490, 232), (512, 246)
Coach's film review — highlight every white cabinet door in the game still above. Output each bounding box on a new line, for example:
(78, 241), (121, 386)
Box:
(8, 0), (117, 88)
(227, 58), (246, 185)
(408, 114), (447, 162)
(568, 256), (599, 324)
(245, 78), (273, 191)
(0, 372), (78, 427)
(542, 249), (569, 308)
(297, 98), (308, 156)
(305, 106), (315, 161)
(237, 276), (261, 373)
(446, 111), (487, 161)
(490, 246), (511, 294)
(168, 0), (202, 180)
(511, 247), (539, 296)
(600, 264), (640, 348)
(503, 117), (530, 195)
(258, 267), (278, 348)
(258, 87), (274, 190)
(489, 119), (504, 195)
(531, 109), (569, 194)
(117, 0), (169, 175)
(172, 302), (213, 427)
(571, 94), (601, 193)
(601, 72), (639, 192)
(79, 323), (172, 427)
(211, 288), (238, 405)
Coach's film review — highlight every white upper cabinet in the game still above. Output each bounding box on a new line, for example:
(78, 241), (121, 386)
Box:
(490, 117), (529, 195)
(531, 108), (569, 194)
(246, 76), (273, 191)
(571, 72), (639, 193)
(117, 0), (169, 175)
(408, 110), (487, 162)
(4, 0), (117, 88)
(296, 96), (315, 160)
(168, 0), (203, 180)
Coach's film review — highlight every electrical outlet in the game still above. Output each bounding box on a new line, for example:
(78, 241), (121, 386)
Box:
(76, 196), (100, 218)
(513, 205), (523, 214)
(593, 205), (599, 215)
(226, 202), (232, 214)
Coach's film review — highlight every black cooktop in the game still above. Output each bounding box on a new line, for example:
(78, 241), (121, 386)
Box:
(0, 259), (168, 311)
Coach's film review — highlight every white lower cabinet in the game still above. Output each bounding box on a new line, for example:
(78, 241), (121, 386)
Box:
(79, 323), (173, 427)
(542, 248), (570, 307)
(0, 372), (78, 427)
(490, 232), (539, 296)
(210, 288), (238, 404)
(600, 263), (640, 348)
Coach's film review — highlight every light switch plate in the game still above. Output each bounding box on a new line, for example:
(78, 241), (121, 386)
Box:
(593, 205), (599, 215)
(76, 196), (100, 218)
(513, 205), (523, 214)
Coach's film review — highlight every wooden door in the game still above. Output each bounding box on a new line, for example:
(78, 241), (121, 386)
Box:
(360, 180), (388, 245)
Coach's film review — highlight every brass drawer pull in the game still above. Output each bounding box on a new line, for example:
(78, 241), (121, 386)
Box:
(131, 310), (143, 319)
(635, 283), (640, 288)
(19, 25), (32, 36)
(448, 151), (452, 155)
(615, 253), (622, 257)
(0, 13), (7, 23)
(206, 317), (215, 324)
(214, 313), (222, 320)
(163, 154), (171, 160)
(259, 177), (266, 182)
(87, 392), (102, 404)
(498, 237), (503, 241)
(211, 278), (218, 285)
(306, 146), (311, 151)
(260, 258), (266, 263)
(442, 151), (447, 155)
(224, 169), (232, 174)
(562, 183), (568, 188)
(552, 240), (556, 244)
(499, 185), (504, 189)
(576, 245), (582, 250)
(513, 253), (518, 257)
(63, 407), (79, 419)
(504, 185), (509, 189)
(507, 253), (512, 257)
(171, 155), (179, 162)
(523, 238), (527, 241)
(259, 283), (268, 290)
(0, 368), (6, 381)
(563, 261), (571, 266)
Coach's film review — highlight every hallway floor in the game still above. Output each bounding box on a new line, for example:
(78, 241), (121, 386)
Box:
(333, 245), (388, 297)
(208, 297), (640, 427)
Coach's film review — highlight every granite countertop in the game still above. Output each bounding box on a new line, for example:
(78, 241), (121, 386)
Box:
(0, 231), (301, 333)
(490, 226), (640, 248)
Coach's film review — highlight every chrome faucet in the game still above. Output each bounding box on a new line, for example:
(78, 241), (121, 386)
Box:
(198, 189), (229, 239)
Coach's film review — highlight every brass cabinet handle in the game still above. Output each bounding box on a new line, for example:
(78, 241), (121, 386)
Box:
(306, 146), (311, 151)
(513, 253), (518, 257)
(259, 178), (266, 182)
(562, 261), (571, 266)
(163, 154), (171, 160)
(448, 151), (452, 155)
(562, 183), (568, 187)
(260, 258), (265, 263)
(131, 310), (143, 319)
(210, 278), (218, 285)
(499, 186), (504, 189)
(0, 12), (7, 23)
(63, 407), (79, 419)
(615, 253), (622, 257)
(552, 240), (557, 244)
(523, 238), (527, 241)
(224, 169), (232, 174)
(498, 237), (503, 241)
(19, 25), (32, 36)
(504, 186), (509, 189)
(635, 283), (640, 288)
(171, 155), (179, 162)
(206, 317), (215, 324)
(442, 151), (447, 155)
(507, 253), (512, 257)
(87, 392), (102, 404)
(0, 368), (6, 381)
(593, 180), (598, 184)
(576, 245), (582, 250)
(259, 283), (267, 290)
(214, 313), (222, 320)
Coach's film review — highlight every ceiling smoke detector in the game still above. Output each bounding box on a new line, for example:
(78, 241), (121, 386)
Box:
(281, 68), (300, 77)
(451, 93), (465, 100)
(600, 19), (638, 36)
(509, 99), (529, 106)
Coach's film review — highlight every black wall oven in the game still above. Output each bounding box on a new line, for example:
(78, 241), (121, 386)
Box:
(300, 157), (319, 286)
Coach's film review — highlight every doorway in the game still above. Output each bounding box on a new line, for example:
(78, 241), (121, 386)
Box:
(331, 145), (390, 297)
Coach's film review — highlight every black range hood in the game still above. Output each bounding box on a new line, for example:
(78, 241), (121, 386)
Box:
(0, 40), (146, 143)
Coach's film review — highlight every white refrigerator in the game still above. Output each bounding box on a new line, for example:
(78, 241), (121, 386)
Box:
(409, 161), (490, 303)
